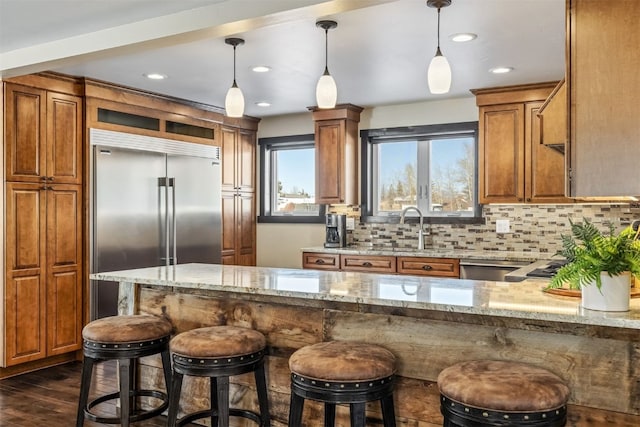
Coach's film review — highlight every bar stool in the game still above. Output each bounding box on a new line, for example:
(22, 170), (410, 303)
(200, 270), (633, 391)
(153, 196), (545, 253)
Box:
(76, 314), (173, 427)
(167, 325), (271, 427)
(437, 360), (570, 426)
(288, 341), (397, 427)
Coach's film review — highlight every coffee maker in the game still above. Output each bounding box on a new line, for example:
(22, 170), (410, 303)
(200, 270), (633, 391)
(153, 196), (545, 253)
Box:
(324, 214), (347, 248)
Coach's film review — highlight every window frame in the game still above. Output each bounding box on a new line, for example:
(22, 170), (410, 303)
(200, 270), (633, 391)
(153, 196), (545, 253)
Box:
(360, 121), (484, 224)
(258, 134), (325, 224)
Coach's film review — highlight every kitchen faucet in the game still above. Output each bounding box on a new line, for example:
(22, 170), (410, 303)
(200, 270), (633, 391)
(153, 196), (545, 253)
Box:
(400, 206), (429, 250)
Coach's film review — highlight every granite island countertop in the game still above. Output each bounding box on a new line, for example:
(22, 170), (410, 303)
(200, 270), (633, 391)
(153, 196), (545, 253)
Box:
(91, 263), (640, 332)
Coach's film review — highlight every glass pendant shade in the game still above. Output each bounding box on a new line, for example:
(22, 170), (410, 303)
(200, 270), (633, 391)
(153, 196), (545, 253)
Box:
(316, 71), (337, 109)
(225, 83), (244, 118)
(427, 49), (451, 94)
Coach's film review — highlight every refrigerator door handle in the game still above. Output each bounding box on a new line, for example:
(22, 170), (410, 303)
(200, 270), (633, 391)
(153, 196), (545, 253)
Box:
(169, 177), (177, 265)
(159, 177), (171, 266)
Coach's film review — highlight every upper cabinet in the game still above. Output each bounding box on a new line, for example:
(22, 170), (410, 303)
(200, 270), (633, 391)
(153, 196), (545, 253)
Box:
(311, 104), (363, 205)
(537, 78), (567, 151)
(473, 82), (570, 204)
(4, 83), (83, 184)
(567, 0), (640, 197)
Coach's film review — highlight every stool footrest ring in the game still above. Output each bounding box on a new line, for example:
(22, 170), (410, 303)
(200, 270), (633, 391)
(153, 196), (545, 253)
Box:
(83, 389), (169, 424)
(177, 408), (262, 427)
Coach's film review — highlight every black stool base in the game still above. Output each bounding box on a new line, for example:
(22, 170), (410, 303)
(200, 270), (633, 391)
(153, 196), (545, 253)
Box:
(76, 336), (172, 427)
(167, 349), (271, 427)
(288, 373), (397, 427)
(440, 395), (567, 427)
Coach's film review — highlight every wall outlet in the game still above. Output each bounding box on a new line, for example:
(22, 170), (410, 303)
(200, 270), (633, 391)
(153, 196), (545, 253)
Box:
(496, 219), (510, 234)
(346, 217), (356, 231)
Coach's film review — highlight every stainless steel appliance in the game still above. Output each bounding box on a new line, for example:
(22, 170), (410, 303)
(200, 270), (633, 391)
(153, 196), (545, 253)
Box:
(90, 128), (221, 319)
(460, 259), (530, 282)
(324, 214), (346, 248)
(525, 259), (569, 279)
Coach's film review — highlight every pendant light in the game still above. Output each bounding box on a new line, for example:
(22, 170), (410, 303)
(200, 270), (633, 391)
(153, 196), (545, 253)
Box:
(427, 0), (452, 94)
(315, 20), (338, 109)
(225, 37), (245, 117)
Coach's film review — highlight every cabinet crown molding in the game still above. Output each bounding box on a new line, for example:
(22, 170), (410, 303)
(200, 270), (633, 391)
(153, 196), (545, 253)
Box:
(471, 81), (558, 106)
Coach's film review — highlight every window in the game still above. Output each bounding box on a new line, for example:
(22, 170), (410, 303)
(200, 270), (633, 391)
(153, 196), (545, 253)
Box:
(361, 122), (481, 222)
(258, 134), (325, 223)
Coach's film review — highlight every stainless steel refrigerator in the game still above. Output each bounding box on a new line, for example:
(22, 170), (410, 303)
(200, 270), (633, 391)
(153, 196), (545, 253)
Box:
(90, 128), (221, 319)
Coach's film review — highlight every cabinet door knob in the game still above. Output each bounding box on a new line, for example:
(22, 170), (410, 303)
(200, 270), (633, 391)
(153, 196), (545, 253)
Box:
(422, 265), (433, 271)
(363, 262), (373, 267)
(315, 259), (325, 264)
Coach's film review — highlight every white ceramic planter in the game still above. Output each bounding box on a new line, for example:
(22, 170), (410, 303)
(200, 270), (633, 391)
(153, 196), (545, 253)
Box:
(581, 272), (631, 312)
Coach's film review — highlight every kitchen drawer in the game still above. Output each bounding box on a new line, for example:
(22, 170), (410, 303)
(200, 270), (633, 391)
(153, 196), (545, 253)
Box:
(397, 257), (460, 278)
(340, 255), (396, 274)
(302, 252), (340, 270)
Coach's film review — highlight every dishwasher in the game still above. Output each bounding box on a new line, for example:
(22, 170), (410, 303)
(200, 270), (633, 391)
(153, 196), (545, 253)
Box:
(460, 259), (530, 282)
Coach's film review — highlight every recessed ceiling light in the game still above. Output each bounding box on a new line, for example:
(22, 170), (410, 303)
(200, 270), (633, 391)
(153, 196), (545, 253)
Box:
(489, 67), (514, 74)
(256, 101), (271, 107)
(450, 33), (477, 42)
(144, 73), (167, 80)
(252, 65), (271, 73)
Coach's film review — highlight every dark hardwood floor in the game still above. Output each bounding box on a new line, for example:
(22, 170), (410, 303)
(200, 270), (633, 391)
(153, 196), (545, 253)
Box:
(0, 361), (174, 426)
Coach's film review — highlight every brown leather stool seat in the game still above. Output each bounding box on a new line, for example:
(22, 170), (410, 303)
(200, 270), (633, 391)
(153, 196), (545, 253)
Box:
(437, 360), (570, 426)
(76, 315), (173, 427)
(167, 326), (270, 427)
(288, 341), (397, 427)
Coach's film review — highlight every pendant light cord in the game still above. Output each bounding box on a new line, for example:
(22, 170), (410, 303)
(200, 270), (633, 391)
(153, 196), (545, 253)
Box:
(436, 7), (442, 54)
(232, 45), (238, 87)
(324, 28), (330, 75)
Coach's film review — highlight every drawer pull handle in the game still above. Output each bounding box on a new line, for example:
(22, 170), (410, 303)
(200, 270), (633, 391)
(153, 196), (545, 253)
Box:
(422, 265), (433, 271)
(363, 262), (373, 267)
(315, 259), (325, 264)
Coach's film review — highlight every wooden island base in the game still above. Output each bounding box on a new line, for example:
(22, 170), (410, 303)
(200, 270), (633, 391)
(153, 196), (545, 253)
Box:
(135, 286), (640, 427)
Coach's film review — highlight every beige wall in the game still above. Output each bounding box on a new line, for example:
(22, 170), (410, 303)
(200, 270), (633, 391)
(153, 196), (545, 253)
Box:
(255, 97), (478, 268)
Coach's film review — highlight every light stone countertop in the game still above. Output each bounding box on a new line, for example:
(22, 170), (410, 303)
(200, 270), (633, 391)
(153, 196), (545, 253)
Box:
(300, 246), (551, 262)
(91, 263), (640, 331)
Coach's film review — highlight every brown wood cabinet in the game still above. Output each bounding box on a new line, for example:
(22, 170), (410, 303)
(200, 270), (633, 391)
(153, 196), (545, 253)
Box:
(311, 104), (363, 205)
(302, 252), (341, 271)
(537, 79), (567, 150)
(396, 256), (459, 278)
(567, 0), (640, 197)
(221, 126), (256, 266)
(2, 78), (84, 371)
(341, 254), (396, 274)
(303, 252), (460, 279)
(474, 82), (570, 204)
(4, 182), (82, 366)
(4, 83), (82, 184)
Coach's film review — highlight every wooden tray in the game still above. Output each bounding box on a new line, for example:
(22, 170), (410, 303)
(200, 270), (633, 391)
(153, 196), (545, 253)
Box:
(543, 287), (640, 298)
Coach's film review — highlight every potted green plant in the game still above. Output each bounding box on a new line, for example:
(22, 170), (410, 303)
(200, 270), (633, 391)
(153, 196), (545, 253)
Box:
(548, 218), (640, 311)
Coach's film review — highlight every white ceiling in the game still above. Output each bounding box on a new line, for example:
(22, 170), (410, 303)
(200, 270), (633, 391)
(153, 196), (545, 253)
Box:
(0, 0), (565, 118)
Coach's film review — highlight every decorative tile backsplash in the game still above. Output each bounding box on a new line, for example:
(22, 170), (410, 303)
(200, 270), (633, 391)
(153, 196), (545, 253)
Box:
(349, 204), (640, 254)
